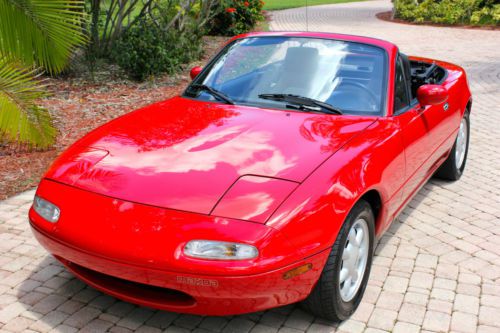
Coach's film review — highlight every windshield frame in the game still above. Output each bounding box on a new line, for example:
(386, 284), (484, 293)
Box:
(183, 36), (389, 117)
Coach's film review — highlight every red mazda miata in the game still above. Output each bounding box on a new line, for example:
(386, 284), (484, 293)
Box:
(30, 32), (471, 320)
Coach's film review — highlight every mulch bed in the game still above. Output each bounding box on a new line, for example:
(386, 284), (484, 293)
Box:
(0, 36), (228, 200)
(376, 11), (500, 31)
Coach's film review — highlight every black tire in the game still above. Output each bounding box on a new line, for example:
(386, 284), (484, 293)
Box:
(434, 111), (470, 181)
(302, 200), (375, 321)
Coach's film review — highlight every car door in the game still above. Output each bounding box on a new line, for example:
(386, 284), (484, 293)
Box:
(394, 55), (443, 202)
(424, 78), (462, 166)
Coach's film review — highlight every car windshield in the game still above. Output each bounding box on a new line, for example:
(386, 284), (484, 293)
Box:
(184, 36), (387, 116)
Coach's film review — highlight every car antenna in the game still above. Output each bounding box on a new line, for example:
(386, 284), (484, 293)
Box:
(305, 0), (309, 31)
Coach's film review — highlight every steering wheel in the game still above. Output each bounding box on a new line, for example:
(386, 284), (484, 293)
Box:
(330, 81), (379, 111)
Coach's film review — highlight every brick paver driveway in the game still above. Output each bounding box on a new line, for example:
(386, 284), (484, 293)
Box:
(1, 1), (499, 332)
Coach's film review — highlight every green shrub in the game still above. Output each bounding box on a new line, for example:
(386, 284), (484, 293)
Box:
(209, 0), (265, 36)
(395, 0), (500, 26)
(111, 19), (203, 81)
(88, 0), (219, 81)
(471, 4), (500, 24)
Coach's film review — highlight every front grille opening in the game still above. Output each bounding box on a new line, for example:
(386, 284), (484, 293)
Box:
(65, 260), (196, 307)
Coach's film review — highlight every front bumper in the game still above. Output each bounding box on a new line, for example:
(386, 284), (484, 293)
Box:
(29, 179), (329, 315)
(31, 224), (328, 315)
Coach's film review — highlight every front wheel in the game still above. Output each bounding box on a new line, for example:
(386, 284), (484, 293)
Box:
(302, 200), (375, 321)
(435, 111), (470, 181)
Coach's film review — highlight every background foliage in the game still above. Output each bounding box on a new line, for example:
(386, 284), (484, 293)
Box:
(395, 0), (500, 26)
(107, 1), (212, 80)
(209, 0), (265, 36)
(0, 0), (86, 148)
(86, 0), (265, 80)
(111, 18), (203, 80)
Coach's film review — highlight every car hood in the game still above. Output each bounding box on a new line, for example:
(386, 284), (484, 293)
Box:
(45, 97), (375, 214)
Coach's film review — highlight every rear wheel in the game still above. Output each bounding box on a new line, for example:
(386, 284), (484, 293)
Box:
(435, 111), (470, 181)
(302, 200), (375, 321)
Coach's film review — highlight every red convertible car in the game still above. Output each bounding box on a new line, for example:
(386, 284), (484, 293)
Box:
(30, 32), (471, 320)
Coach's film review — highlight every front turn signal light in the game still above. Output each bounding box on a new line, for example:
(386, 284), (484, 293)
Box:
(283, 263), (312, 280)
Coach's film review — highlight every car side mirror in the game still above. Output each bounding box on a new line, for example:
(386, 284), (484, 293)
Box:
(190, 66), (202, 80)
(417, 84), (448, 106)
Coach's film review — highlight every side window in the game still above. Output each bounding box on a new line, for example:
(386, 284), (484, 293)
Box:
(394, 56), (409, 112)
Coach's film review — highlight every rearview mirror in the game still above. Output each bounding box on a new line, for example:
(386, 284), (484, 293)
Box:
(417, 84), (448, 106)
(190, 66), (202, 80)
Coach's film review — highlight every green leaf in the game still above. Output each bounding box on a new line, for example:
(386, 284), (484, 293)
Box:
(0, 0), (87, 74)
(0, 57), (56, 148)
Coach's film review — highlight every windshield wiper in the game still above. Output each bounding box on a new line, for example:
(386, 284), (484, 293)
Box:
(190, 84), (234, 105)
(259, 93), (343, 115)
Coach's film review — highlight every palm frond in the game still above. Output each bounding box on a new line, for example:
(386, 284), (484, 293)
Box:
(0, 57), (56, 148)
(0, 0), (86, 74)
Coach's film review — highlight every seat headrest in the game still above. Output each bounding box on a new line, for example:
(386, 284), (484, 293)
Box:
(283, 47), (319, 70)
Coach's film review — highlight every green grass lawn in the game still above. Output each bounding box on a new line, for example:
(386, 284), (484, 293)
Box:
(263, 0), (364, 11)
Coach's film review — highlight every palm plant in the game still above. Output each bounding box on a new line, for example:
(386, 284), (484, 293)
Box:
(0, 0), (86, 148)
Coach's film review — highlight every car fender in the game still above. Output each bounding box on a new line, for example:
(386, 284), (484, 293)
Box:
(267, 117), (406, 260)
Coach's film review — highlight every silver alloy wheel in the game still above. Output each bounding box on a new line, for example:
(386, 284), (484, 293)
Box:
(339, 218), (369, 302)
(455, 117), (468, 170)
